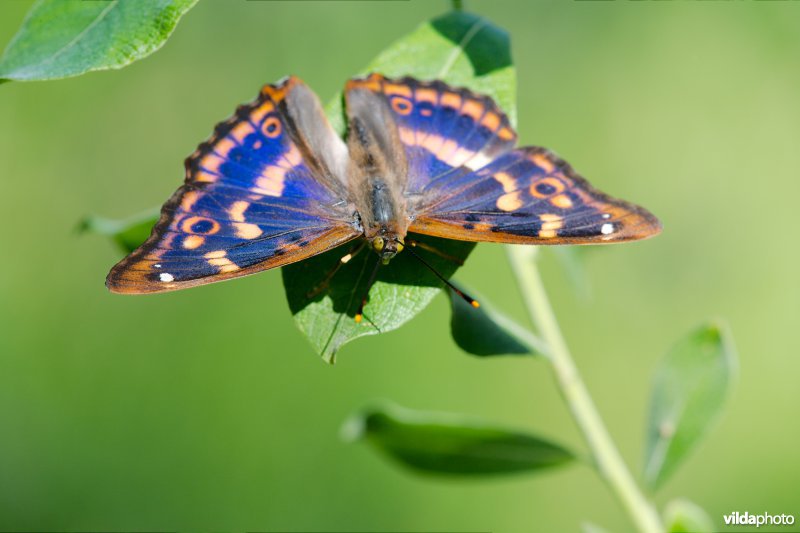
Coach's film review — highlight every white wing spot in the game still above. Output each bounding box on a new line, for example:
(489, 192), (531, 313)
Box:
(159, 273), (175, 282)
(602, 213), (611, 219)
(464, 152), (493, 171)
(601, 223), (615, 235)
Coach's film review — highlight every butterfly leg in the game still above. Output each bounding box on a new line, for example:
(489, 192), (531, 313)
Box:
(404, 238), (465, 266)
(306, 240), (367, 299)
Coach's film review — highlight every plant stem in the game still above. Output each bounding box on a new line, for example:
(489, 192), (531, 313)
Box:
(506, 246), (663, 533)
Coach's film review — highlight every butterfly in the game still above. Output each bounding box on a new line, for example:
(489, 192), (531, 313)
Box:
(107, 73), (661, 317)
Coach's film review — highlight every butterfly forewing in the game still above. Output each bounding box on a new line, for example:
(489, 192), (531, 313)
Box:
(106, 77), (359, 294)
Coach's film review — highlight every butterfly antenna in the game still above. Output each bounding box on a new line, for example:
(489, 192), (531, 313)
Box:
(405, 246), (479, 308)
(405, 238), (465, 266)
(355, 256), (383, 324)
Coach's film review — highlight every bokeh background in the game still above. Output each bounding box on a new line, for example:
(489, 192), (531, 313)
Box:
(1, 1), (798, 531)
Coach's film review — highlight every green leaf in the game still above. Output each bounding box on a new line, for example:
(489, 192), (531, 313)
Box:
(284, 10), (516, 362)
(643, 322), (737, 490)
(0, 0), (198, 82)
(326, 11), (515, 135)
(663, 499), (715, 533)
(78, 209), (159, 254)
(448, 282), (546, 356)
(284, 237), (474, 363)
(342, 402), (574, 476)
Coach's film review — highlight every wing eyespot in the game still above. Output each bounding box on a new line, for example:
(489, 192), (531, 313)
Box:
(390, 96), (413, 115)
(262, 116), (282, 138)
(181, 216), (221, 235)
(530, 177), (566, 198)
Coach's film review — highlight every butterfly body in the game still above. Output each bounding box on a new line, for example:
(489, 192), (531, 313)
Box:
(344, 87), (412, 263)
(106, 74), (660, 295)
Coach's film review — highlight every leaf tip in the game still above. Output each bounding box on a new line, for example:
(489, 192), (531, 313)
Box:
(322, 351), (337, 365)
(699, 319), (739, 376)
(340, 411), (367, 443)
(701, 321), (722, 342)
(75, 216), (92, 235)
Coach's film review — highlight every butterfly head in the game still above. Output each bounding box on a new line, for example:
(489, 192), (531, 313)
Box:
(371, 235), (404, 265)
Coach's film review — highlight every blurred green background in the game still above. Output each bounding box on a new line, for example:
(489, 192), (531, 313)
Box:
(1, 1), (798, 531)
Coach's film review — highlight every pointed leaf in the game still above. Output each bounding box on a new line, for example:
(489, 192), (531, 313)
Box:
(643, 322), (737, 489)
(342, 402), (574, 476)
(0, 0), (198, 82)
(78, 209), (160, 254)
(284, 237), (474, 363)
(325, 10), (515, 134)
(448, 283), (545, 356)
(284, 10), (517, 361)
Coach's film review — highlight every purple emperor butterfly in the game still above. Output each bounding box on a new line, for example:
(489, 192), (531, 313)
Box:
(107, 74), (661, 306)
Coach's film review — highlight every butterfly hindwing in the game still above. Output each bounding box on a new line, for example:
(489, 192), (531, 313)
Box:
(345, 73), (517, 195)
(409, 147), (661, 244)
(106, 77), (360, 294)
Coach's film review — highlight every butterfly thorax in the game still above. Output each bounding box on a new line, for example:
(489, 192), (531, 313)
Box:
(353, 175), (408, 264)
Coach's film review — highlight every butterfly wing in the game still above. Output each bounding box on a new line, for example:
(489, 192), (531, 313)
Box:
(344, 74), (660, 244)
(344, 73), (517, 195)
(107, 77), (360, 294)
(409, 146), (661, 244)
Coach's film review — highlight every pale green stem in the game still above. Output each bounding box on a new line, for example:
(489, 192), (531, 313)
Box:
(506, 245), (663, 533)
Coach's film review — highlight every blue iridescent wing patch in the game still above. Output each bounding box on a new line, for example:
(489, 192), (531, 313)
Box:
(106, 77), (359, 294)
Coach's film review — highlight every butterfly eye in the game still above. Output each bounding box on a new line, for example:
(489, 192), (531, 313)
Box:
(372, 236), (385, 252)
